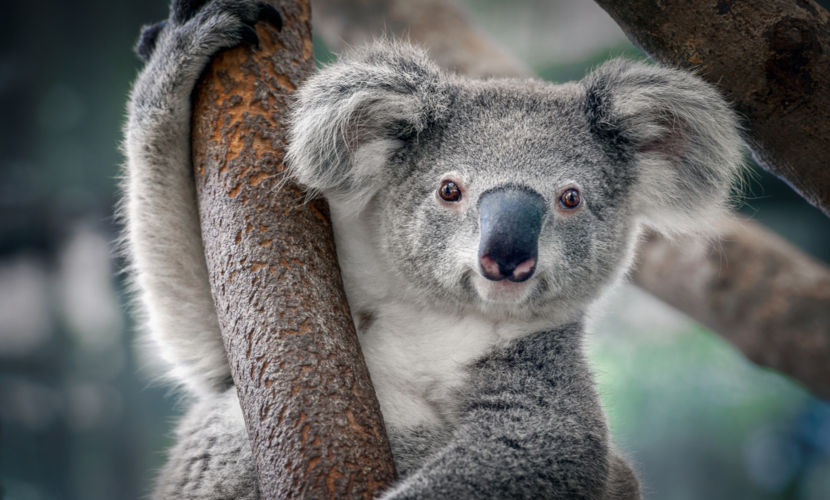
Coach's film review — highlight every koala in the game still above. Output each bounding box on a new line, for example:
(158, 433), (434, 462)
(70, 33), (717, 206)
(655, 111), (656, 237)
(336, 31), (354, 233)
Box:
(123, 1), (743, 499)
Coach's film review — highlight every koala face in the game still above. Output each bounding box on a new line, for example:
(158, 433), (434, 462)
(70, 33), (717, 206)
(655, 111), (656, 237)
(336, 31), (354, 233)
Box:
(288, 42), (742, 321)
(371, 82), (636, 319)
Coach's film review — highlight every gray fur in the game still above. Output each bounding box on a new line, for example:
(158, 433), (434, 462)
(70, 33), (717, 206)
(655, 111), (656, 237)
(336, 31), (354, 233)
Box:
(122, 0), (271, 397)
(153, 389), (260, 500)
(379, 324), (630, 499)
(123, 3), (742, 498)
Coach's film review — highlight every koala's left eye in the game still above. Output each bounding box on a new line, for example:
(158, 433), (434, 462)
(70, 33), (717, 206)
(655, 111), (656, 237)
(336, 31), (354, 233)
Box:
(439, 180), (462, 202)
(559, 188), (581, 209)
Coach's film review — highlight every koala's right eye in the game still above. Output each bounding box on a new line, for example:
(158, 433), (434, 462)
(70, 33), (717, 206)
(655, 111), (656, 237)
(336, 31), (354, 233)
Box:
(439, 180), (462, 202)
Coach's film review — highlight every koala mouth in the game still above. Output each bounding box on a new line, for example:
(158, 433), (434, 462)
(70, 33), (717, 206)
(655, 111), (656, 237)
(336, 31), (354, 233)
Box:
(471, 272), (537, 304)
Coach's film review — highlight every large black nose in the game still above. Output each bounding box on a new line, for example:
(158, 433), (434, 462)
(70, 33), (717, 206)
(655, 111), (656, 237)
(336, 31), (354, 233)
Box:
(478, 186), (546, 282)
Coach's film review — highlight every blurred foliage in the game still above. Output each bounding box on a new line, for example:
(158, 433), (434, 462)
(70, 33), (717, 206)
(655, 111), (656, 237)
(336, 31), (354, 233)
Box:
(0, 1), (828, 499)
(0, 2), (176, 499)
(537, 42), (648, 82)
(590, 286), (830, 499)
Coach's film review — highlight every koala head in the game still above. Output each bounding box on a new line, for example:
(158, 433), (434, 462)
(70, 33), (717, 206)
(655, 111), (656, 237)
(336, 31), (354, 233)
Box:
(287, 42), (742, 322)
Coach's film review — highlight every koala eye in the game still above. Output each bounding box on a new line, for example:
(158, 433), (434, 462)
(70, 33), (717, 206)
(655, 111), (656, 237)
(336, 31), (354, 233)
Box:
(439, 180), (462, 202)
(559, 188), (581, 209)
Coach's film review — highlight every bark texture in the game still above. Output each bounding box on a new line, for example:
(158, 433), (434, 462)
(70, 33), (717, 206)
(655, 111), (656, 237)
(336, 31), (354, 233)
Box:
(191, 1), (397, 497)
(313, 0), (830, 399)
(593, 0), (830, 217)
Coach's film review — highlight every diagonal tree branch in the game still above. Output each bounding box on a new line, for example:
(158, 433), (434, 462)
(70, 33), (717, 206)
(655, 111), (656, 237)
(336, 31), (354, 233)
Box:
(191, 0), (396, 497)
(634, 222), (830, 399)
(592, 0), (830, 217)
(313, 0), (830, 399)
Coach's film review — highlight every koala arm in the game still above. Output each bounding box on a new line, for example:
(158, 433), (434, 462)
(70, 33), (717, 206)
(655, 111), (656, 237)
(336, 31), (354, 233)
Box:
(153, 389), (260, 500)
(122, 0), (280, 395)
(153, 325), (637, 500)
(381, 324), (638, 500)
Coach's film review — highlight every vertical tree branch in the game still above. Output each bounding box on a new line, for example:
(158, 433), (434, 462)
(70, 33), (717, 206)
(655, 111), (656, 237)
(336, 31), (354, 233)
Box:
(592, 0), (830, 217)
(191, 0), (396, 497)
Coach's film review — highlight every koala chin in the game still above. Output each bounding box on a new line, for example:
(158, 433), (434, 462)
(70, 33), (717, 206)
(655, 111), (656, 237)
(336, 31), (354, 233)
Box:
(124, 4), (742, 497)
(474, 277), (536, 304)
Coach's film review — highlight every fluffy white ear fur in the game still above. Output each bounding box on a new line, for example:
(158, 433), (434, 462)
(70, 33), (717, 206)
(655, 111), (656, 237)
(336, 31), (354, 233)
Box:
(286, 42), (450, 212)
(583, 59), (744, 235)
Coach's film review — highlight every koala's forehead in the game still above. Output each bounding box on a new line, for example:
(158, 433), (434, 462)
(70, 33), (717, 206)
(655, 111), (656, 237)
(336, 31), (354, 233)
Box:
(422, 80), (606, 182)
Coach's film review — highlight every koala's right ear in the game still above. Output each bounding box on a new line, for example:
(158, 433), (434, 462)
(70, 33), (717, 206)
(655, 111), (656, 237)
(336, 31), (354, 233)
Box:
(287, 42), (450, 207)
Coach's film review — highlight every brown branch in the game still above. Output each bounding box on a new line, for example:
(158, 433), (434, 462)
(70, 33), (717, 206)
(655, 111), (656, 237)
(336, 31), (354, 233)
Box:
(634, 221), (830, 399)
(191, 1), (396, 497)
(313, 0), (532, 78)
(592, 0), (830, 217)
(313, 0), (830, 399)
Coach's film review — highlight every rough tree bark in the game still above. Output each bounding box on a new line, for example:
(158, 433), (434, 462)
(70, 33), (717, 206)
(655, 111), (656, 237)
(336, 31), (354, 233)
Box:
(313, 0), (830, 399)
(190, 0), (396, 497)
(592, 0), (830, 218)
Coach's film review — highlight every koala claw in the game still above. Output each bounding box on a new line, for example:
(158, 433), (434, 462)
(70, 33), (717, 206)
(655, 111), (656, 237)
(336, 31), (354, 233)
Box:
(224, 3), (284, 51)
(256, 4), (283, 31)
(171, 0), (282, 28)
(236, 23), (260, 48)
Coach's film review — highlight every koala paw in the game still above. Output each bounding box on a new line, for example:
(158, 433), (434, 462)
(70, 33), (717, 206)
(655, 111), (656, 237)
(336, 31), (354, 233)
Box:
(135, 0), (282, 62)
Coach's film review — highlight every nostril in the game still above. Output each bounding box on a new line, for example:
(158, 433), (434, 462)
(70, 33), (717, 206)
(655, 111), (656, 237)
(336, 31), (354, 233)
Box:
(480, 254), (537, 282)
(509, 258), (536, 282)
(480, 254), (505, 281)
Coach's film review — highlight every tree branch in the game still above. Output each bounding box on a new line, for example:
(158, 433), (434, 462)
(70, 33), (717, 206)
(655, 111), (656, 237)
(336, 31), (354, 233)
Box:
(191, 1), (396, 497)
(592, 0), (830, 217)
(313, 0), (830, 399)
(313, 0), (532, 78)
(634, 222), (830, 399)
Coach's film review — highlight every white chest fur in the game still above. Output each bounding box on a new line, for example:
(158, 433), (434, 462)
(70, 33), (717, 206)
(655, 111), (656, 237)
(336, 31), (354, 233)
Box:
(357, 301), (532, 431)
(329, 206), (544, 432)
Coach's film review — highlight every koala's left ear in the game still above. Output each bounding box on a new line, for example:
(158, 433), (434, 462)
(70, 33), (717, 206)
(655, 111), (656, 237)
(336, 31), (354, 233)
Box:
(287, 42), (450, 208)
(583, 59), (744, 233)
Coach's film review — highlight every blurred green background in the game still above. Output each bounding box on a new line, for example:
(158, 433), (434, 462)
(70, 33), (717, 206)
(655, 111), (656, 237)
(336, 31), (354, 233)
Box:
(0, 1), (828, 499)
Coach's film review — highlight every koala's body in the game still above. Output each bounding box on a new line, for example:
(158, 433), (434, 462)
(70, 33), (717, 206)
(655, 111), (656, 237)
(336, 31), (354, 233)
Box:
(123, 1), (742, 499)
